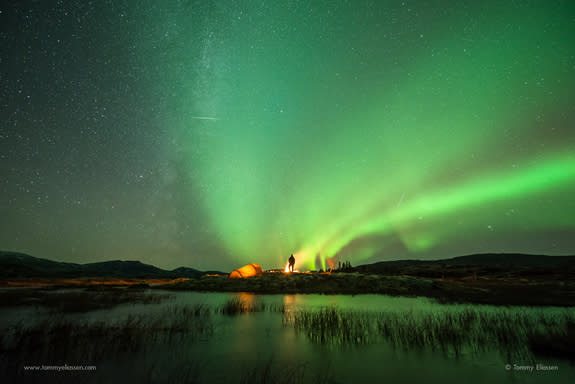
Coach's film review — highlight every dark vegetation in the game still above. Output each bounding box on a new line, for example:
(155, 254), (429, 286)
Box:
(220, 296), (286, 315)
(158, 253), (575, 306)
(329, 260), (353, 273)
(284, 306), (575, 363)
(214, 299), (575, 363)
(164, 271), (575, 306)
(0, 287), (170, 312)
(527, 319), (575, 362)
(2, 251), (575, 306)
(354, 253), (575, 306)
(219, 298), (575, 363)
(0, 305), (214, 383)
(1, 290), (573, 382)
(354, 253), (575, 281)
(167, 271), (443, 294)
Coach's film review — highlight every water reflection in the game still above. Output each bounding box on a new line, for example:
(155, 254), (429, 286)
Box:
(237, 292), (256, 305)
(1, 291), (573, 383)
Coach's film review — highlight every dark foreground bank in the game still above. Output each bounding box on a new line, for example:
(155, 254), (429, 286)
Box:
(158, 272), (575, 307)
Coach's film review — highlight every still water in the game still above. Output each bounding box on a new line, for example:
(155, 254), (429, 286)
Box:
(179, 292), (574, 383)
(3, 291), (574, 383)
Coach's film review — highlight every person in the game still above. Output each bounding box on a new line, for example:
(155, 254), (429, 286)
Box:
(288, 254), (296, 272)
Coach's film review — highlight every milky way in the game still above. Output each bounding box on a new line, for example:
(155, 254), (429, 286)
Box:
(1, 1), (574, 271)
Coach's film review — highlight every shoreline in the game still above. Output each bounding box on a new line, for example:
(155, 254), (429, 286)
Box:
(157, 272), (575, 307)
(1, 272), (573, 307)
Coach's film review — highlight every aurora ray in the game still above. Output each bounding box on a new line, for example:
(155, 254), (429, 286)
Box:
(1, 0), (574, 271)
(164, 0), (575, 270)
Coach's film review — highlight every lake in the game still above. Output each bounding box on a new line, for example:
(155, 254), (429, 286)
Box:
(1, 290), (573, 383)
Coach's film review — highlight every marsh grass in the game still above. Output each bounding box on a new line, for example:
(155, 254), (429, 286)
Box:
(220, 297), (286, 315)
(528, 318), (575, 362)
(0, 304), (213, 382)
(0, 287), (170, 312)
(284, 306), (575, 361)
(284, 307), (372, 345)
(2, 292), (573, 382)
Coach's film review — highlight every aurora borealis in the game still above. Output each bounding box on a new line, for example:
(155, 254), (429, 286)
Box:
(1, 1), (574, 271)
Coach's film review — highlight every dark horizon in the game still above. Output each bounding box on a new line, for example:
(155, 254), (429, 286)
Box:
(2, 249), (575, 276)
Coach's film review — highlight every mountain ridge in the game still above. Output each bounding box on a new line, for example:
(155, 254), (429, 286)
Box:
(2, 250), (574, 279)
(354, 252), (575, 278)
(0, 251), (216, 279)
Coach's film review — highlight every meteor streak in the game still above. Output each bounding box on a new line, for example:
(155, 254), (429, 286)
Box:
(191, 116), (218, 121)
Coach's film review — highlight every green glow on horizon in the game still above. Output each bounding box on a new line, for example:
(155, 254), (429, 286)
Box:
(144, 1), (575, 270)
(319, 154), (575, 261)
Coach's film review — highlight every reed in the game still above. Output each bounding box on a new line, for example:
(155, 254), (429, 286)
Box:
(0, 304), (214, 377)
(0, 287), (170, 312)
(220, 297), (286, 315)
(284, 305), (575, 361)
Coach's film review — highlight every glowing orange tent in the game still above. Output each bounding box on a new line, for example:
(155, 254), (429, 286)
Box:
(229, 263), (263, 279)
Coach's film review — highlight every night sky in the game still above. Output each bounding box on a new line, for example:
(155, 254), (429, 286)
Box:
(1, 1), (574, 272)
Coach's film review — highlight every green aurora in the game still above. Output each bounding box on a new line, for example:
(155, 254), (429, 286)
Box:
(150, 1), (575, 270)
(2, 1), (574, 271)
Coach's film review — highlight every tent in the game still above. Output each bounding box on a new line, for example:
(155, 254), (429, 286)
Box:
(229, 263), (263, 279)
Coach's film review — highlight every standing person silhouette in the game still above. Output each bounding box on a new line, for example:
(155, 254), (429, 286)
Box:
(288, 254), (296, 272)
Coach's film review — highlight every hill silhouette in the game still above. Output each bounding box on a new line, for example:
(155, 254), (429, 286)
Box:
(2, 250), (574, 280)
(0, 251), (217, 279)
(355, 253), (575, 278)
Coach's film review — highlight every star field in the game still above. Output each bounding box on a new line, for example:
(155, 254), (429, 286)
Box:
(1, 1), (574, 271)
